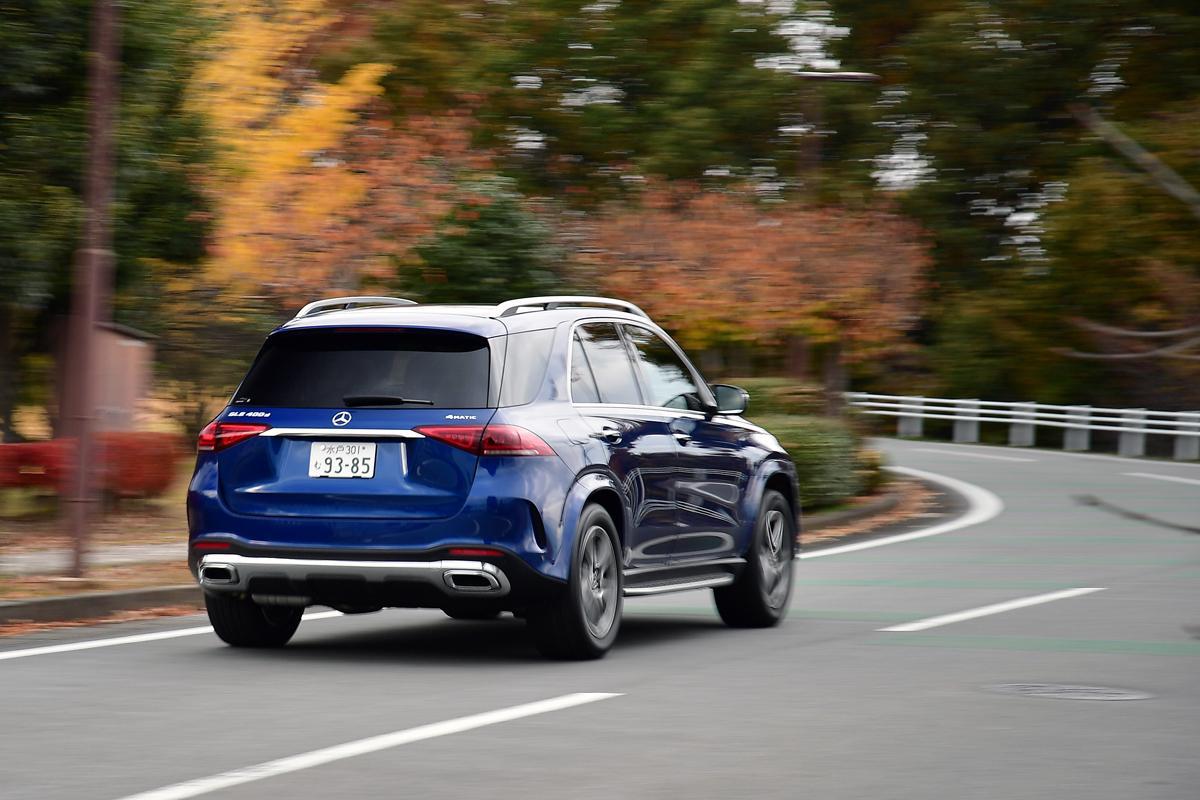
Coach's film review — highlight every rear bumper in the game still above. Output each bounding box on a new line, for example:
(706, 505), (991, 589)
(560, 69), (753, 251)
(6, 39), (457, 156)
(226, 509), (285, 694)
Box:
(199, 553), (512, 599)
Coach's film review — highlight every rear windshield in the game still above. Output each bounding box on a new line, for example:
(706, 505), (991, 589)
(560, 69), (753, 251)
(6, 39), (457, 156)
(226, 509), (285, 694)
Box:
(233, 328), (490, 409)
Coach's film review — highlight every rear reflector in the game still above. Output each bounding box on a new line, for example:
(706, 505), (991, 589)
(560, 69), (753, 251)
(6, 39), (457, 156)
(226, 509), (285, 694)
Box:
(192, 541), (231, 551)
(448, 547), (505, 558)
(415, 424), (554, 457)
(197, 421), (271, 452)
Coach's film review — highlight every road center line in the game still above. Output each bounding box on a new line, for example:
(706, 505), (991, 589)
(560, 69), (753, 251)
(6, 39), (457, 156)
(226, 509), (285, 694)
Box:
(1123, 471), (1200, 488)
(0, 610), (342, 662)
(878, 587), (1105, 633)
(802, 466), (1004, 559)
(913, 447), (1037, 463)
(113, 692), (622, 800)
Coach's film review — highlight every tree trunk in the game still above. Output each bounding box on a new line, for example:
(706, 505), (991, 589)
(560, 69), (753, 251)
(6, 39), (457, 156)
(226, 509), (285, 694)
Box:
(822, 338), (846, 416)
(0, 304), (18, 442)
(785, 334), (810, 381)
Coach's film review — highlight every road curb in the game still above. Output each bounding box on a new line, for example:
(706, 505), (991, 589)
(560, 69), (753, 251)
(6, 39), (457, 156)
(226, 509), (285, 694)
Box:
(0, 584), (202, 625)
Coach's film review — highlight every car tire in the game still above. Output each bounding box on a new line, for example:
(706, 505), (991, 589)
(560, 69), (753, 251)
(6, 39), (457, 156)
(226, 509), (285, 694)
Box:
(205, 593), (303, 647)
(528, 503), (622, 660)
(714, 489), (794, 628)
(443, 604), (503, 621)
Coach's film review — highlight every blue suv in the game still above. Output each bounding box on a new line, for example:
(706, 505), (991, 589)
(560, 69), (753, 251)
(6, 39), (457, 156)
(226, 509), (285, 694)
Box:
(189, 296), (798, 659)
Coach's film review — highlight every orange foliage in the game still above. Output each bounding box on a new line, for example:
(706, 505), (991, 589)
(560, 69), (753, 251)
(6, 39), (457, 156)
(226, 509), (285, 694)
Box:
(579, 185), (929, 360)
(206, 110), (491, 303)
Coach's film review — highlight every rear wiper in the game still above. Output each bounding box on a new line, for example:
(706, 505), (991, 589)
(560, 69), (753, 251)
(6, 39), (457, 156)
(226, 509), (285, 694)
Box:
(343, 394), (435, 407)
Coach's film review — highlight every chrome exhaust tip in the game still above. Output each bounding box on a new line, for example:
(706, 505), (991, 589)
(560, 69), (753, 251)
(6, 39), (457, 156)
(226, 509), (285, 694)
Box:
(442, 569), (502, 593)
(199, 563), (238, 585)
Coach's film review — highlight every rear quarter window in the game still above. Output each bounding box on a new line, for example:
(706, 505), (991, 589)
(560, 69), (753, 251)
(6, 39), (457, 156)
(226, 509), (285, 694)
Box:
(499, 329), (555, 406)
(234, 328), (490, 408)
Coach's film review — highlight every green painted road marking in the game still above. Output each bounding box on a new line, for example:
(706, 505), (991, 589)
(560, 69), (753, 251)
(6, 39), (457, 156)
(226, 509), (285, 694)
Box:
(872, 633), (1200, 657)
(795, 578), (1077, 590)
(624, 605), (916, 623)
(839, 556), (1195, 567)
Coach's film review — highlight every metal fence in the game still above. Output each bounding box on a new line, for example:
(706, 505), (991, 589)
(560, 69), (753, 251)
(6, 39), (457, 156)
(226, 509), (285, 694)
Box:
(845, 393), (1200, 461)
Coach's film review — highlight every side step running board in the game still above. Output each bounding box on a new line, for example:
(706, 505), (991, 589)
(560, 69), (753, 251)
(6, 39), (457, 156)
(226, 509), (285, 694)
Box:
(624, 574), (735, 597)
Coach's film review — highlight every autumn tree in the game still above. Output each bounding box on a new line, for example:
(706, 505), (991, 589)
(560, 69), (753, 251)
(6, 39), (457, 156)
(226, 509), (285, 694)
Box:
(577, 185), (928, 409)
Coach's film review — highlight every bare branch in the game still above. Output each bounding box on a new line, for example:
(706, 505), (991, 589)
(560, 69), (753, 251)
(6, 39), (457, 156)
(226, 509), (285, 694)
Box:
(1070, 317), (1200, 339)
(1069, 104), (1200, 223)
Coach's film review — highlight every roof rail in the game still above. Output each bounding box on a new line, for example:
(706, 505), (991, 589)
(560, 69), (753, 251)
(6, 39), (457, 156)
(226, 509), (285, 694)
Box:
(294, 296), (417, 319)
(494, 296), (650, 319)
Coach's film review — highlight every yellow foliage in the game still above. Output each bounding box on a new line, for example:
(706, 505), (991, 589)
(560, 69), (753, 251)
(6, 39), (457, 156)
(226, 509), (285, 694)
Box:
(188, 0), (390, 294)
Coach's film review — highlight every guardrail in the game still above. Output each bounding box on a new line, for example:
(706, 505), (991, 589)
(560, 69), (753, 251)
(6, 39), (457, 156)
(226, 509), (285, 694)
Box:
(845, 393), (1200, 461)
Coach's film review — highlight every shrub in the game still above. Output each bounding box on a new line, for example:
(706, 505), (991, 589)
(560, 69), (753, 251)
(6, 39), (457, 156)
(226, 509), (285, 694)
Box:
(750, 414), (866, 511)
(729, 378), (825, 417)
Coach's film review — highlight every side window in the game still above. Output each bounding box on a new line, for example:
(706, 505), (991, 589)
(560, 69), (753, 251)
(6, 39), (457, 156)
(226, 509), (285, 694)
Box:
(623, 325), (704, 411)
(570, 333), (601, 403)
(576, 322), (642, 405)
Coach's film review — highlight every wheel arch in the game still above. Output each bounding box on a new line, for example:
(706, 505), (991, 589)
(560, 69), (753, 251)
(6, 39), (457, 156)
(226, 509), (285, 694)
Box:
(556, 469), (630, 579)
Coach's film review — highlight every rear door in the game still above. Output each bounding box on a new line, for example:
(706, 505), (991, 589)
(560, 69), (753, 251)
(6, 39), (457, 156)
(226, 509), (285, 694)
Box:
(217, 327), (494, 520)
(571, 322), (678, 569)
(621, 324), (750, 565)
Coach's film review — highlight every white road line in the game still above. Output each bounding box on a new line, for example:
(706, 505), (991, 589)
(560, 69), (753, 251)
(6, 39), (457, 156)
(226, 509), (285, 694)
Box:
(913, 447), (1037, 463)
(879, 438), (1200, 469)
(0, 610), (342, 662)
(114, 692), (622, 800)
(1124, 471), (1200, 488)
(801, 466), (1004, 559)
(878, 587), (1105, 632)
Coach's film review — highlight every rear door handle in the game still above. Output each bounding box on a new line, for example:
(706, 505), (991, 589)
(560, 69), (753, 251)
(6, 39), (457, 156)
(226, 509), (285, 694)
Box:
(592, 425), (622, 443)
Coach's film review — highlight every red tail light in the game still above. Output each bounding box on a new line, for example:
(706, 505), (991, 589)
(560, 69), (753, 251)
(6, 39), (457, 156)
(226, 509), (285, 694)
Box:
(197, 421), (271, 452)
(415, 424), (555, 457)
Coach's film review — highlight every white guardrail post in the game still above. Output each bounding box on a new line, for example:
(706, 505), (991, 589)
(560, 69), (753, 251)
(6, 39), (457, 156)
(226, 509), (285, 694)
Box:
(1063, 405), (1090, 452)
(1118, 409), (1146, 458)
(898, 396), (924, 438)
(953, 400), (980, 443)
(1008, 401), (1035, 447)
(1176, 413), (1200, 461)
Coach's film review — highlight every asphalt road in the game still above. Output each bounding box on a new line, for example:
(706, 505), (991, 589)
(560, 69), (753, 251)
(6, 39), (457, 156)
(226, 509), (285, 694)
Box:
(2, 439), (1198, 800)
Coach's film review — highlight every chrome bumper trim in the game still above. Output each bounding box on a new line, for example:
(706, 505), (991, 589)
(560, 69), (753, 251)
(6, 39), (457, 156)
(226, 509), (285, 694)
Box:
(198, 554), (511, 597)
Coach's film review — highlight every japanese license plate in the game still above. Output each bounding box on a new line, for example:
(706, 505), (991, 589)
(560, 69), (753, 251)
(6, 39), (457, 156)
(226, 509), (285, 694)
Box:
(308, 442), (377, 478)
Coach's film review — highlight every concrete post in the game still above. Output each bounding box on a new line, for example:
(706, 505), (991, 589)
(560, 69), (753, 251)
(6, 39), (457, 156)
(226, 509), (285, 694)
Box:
(1008, 402), (1035, 447)
(1064, 406), (1091, 452)
(898, 396), (924, 438)
(953, 400), (980, 444)
(1118, 409), (1146, 458)
(1174, 413), (1200, 461)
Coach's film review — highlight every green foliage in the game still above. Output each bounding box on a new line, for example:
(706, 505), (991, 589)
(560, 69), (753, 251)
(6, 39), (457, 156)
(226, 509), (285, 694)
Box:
(0, 0), (212, 437)
(366, 0), (803, 195)
(404, 176), (564, 303)
(750, 414), (866, 510)
(728, 377), (826, 417)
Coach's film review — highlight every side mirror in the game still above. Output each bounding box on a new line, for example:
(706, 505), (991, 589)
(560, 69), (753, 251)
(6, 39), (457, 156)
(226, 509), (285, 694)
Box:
(711, 384), (749, 415)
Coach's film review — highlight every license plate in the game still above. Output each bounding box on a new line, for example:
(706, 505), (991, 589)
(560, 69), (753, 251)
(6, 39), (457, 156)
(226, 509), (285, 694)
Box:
(308, 442), (377, 479)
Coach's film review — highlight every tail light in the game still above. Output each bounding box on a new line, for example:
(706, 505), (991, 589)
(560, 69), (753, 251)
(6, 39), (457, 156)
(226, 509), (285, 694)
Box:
(415, 424), (555, 457)
(197, 421), (271, 452)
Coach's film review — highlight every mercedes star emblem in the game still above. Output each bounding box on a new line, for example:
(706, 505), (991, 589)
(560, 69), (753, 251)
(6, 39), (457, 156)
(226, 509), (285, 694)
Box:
(332, 411), (352, 427)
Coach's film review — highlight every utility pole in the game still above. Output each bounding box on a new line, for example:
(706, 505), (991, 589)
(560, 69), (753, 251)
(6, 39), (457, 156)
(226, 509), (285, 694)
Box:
(65, 0), (119, 577)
